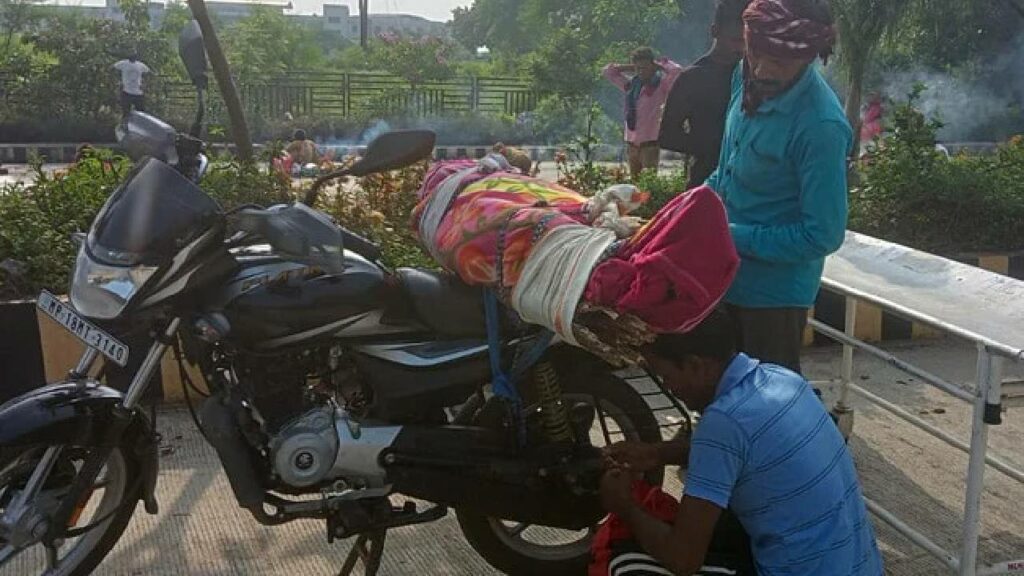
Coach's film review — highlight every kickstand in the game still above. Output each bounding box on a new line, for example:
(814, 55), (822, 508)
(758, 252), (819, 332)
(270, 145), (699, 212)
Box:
(338, 529), (387, 576)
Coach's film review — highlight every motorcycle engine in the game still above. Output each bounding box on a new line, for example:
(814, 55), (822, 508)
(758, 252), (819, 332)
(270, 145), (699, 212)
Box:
(235, 346), (368, 432)
(233, 347), (392, 490)
(269, 406), (338, 488)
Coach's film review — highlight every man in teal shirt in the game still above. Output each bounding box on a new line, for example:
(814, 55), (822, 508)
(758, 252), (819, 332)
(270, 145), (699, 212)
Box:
(705, 0), (851, 374)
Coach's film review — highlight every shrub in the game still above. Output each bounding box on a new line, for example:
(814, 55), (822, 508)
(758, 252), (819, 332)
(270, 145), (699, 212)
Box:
(0, 151), (297, 299)
(317, 162), (435, 269)
(851, 89), (1024, 254)
(554, 152), (687, 218)
(633, 169), (689, 219)
(0, 150), (130, 298)
(201, 159), (294, 210)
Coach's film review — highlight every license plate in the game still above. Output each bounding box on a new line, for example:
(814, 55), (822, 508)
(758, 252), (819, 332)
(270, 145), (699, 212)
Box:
(36, 291), (130, 367)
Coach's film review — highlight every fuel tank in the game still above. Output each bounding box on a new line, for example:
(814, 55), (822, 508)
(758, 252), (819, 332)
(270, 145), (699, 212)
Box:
(218, 246), (404, 348)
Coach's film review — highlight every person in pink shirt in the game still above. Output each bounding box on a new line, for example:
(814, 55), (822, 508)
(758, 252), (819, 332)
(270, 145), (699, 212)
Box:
(860, 91), (884, 148)
(603, 47), (684, 177)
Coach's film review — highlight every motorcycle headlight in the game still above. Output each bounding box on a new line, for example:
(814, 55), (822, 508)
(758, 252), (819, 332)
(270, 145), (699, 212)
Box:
(70, 247), (157, 320)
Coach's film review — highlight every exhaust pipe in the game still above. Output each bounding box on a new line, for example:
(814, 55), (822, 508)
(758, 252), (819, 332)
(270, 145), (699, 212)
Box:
(197, 397), (267, 513)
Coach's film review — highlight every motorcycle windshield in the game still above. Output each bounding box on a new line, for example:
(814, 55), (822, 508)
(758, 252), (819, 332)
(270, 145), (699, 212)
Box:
(88, 157), (221, 266)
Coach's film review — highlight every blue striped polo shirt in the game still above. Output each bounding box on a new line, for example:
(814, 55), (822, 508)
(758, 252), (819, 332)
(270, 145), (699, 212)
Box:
(684, 353), (882, 575)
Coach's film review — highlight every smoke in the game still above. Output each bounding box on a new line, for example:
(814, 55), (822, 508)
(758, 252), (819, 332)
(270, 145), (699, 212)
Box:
(359, 119), (392, 144)
(880, 34), (1024, 142)
(319, 119), (392, 148)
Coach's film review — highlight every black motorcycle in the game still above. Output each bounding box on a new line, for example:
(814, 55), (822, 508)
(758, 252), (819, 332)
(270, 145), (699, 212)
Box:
(0, 22), (678, 576)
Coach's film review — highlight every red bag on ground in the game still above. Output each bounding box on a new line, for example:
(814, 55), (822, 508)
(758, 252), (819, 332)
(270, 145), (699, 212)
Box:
(589, 481), (680, 576)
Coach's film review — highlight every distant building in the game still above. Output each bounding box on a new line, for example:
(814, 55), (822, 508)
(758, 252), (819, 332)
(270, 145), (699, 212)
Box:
(206, 0), (292, 26)
(39, 0), (291, 29)
(40, 0), (448, 40)
(288, 4), (447, 40)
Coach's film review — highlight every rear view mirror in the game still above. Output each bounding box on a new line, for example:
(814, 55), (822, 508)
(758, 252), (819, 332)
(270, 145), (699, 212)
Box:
(304, 130), (436, 206)
(178, 20), (208, 90)
(348, 130), (436, 177)
(116, 112), (179, 164)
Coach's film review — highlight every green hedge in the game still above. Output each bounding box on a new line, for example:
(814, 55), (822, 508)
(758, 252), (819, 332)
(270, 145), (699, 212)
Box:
(0, 151), (293, 299)
(850, 91), (1024, 255)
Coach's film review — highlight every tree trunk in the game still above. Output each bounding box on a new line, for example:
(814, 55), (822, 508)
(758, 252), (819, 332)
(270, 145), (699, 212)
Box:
(359, 0), (369, 50)
(186, 0), (253, 162)
(844, 57), (866, 155)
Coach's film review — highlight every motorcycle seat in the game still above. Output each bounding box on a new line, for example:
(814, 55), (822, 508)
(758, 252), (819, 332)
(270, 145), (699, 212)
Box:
(395, 268), (489, 337)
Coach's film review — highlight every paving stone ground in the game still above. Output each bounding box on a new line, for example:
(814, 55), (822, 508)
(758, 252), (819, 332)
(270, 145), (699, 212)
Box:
(4, 339), (1019, 575)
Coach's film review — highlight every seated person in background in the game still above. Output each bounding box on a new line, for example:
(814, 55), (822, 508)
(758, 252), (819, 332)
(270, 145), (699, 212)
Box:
(286, 129), (319, 165)
(598, 308), (882, 576)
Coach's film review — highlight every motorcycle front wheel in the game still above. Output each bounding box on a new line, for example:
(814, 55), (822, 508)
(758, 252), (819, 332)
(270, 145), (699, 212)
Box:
(0, 444), (140, 576)
(456, 368), (665, 576)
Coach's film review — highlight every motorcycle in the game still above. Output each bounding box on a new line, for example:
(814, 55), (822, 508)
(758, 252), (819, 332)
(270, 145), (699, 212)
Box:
(0, 22), (678, 576)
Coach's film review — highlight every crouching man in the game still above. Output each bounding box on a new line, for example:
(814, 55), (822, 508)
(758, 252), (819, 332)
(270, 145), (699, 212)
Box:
(598, 309), (882, 575)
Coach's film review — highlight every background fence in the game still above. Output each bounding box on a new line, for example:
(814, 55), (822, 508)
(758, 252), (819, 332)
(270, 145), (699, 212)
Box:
(158, 72), (539, 121)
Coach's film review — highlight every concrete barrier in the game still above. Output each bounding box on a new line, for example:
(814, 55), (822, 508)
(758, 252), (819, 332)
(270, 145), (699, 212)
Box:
(0, 142), (684, 165)
(811, 251), (1024, 342)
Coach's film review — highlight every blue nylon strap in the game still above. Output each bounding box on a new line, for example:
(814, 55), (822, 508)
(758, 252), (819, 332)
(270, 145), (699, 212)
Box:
(483, 289), (554, 446)
(483, 289), (519, 403)
(510, 330), (555, 382)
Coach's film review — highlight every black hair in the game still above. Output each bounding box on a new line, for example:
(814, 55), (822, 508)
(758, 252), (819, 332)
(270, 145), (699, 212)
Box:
(714, 0), (750, 30)
(789, 0), (834, 26)
(293, 129), (307, 141)
(630, 46), (656, 63)
(649, 308), (738, 364)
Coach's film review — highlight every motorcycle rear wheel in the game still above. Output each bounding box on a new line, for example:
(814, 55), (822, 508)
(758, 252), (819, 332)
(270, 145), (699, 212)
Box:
(0, 444), (140, 576)
(456, 369), (665, 576)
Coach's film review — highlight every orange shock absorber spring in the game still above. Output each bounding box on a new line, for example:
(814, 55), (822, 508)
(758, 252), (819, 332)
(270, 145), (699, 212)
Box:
(532, 361), (574, 443)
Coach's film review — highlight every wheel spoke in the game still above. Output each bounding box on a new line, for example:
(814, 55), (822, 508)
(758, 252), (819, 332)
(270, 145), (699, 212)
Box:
(8, 447), (62, 512)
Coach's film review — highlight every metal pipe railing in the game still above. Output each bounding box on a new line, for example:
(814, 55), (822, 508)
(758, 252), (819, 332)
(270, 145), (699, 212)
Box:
(843, 382), (1024, 484)
(863, 496), (960, 571)
(809, 319), (975, 403)
(810, 301), (1021, 576)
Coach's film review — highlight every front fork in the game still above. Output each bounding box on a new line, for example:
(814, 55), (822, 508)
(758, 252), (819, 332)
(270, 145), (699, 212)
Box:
(39, 318), (180, 542)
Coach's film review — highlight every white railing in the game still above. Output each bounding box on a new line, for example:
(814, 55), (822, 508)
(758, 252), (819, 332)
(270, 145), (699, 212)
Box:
(815, 232), (1024, 576)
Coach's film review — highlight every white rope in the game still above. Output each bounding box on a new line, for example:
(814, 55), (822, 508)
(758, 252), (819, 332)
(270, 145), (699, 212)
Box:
(511, 224), (616, 346)
(586, 184), (646, 238)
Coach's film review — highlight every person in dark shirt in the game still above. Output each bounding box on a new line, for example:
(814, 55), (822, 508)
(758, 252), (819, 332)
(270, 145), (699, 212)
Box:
(659, 0), (749, 190)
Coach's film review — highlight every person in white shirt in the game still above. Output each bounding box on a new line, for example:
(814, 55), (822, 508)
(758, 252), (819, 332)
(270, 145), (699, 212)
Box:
(113, 54), (152, 115)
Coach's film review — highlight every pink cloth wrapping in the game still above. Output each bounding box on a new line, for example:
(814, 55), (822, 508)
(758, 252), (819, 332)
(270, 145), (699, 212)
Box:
(413, 161), (739, 334)
(585, 186), (739, 333)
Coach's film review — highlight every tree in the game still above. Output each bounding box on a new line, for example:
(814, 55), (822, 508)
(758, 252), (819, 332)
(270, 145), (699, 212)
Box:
(879, 0), (1022, 70)
(832, 0), (911, 151)
(369, 35), (455, 87)
(187, 0), (253, 161)
(449, 0), (538, 55)
(0, 0), (38, 57)
(544, 0), (678, 95)
(159, 2), (196, 39)
(220, 7), (324, 82)
(23, 0), (173, 118)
